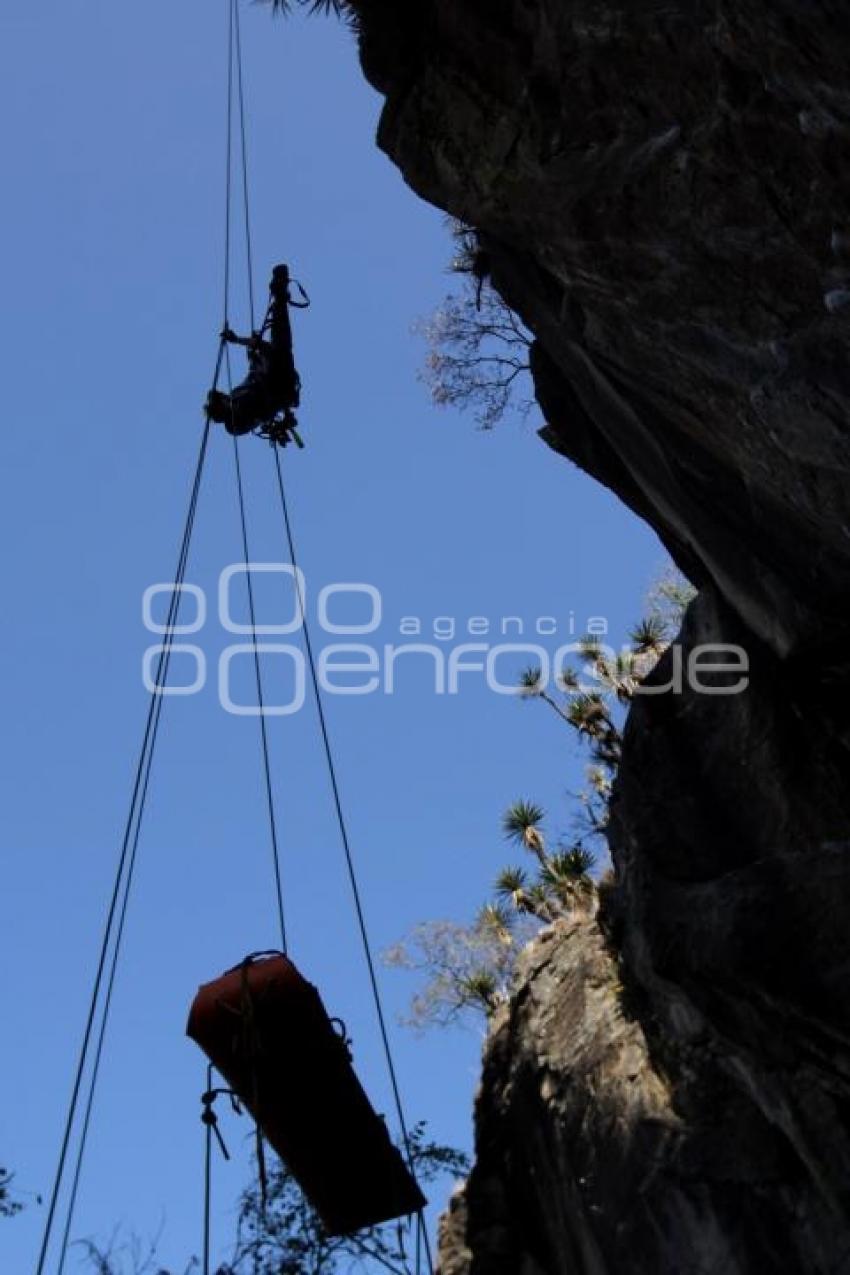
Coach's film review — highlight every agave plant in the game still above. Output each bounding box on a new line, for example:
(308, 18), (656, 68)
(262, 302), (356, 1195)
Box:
(578, 634), (602, 660)
(477, 901), (516, 945)
(502, 800), (547, 868)
(577, 642), (636, 703)
(517, 665), (544, 697)
(557, 666), (580, 692)
(630, 613), (669, 657)
(566, 693), (609, 736)
(548, 846), (595, 881)
(494, 866), (529, 913)
(539, 847), (596, 911)
(460, 970), (503, 1013)
(524, 883), (557, 923)
(611, 650), (642, 703)
(269, 0), (350, 13)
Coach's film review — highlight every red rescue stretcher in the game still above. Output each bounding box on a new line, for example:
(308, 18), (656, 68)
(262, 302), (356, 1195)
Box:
(187, 951), (426, 1235)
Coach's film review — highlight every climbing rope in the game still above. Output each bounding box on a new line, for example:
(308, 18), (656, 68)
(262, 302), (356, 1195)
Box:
(40, 4), (239, 1249)
(223, 0), (288, 951)
(212, 3), (432, 1264)
(203, 1064), (215, 1275)
(223, 0), (255, 335)
(223, 0), (234, 324)
(36, 406), (214, 1275)
(272, 450), (434, 1275)
(233, 0), (256, 330)
(40, 0), (433, 1269)
(229, 368), (288, 953)
(200, 5), (289, 1266)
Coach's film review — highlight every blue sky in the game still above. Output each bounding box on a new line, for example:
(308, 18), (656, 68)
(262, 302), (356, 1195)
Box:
(0, 2), (663, 1269)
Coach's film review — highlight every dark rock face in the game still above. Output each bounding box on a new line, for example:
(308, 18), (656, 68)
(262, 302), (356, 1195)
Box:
(344, 2), (850, 1270)
(355, 0), (850, 659)
(605, 590), (850, 1272)
(444, 596), (850, 1272)
(446, 901), (850, 1275)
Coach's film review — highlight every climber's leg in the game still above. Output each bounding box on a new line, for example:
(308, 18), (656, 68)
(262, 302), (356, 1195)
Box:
(209, 384), (267, 436)
(205, 388), (259, 436)
(205, 389), (230, 424)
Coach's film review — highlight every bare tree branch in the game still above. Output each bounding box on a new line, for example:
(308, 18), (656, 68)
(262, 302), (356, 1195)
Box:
(416, 228), (534, 430)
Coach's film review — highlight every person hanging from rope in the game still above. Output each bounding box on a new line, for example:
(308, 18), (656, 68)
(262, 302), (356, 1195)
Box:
(206, 264), (310, 444)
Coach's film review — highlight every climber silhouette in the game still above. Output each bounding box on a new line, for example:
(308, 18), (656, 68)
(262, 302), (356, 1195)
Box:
(206, 264), (310, 440)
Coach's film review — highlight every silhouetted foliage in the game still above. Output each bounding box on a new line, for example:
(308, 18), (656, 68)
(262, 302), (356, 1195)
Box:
(0, 1167), (22, 1219)
(81, 1128), (465, 1275)
(385, 914), (535, 1029)
(417, 223), (533, 430)
(77, 1227), (200, 1274)
(266, 0), (361, 31)
(268, 1), (349, 16)
(417, 292), (533, 430)
(264, 0), (364, 40)
(231, 1123), (466, 1274)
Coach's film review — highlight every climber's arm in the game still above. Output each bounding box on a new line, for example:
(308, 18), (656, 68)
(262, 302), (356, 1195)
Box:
(221, 325), (253, 347)
(289, 282), (310, 309)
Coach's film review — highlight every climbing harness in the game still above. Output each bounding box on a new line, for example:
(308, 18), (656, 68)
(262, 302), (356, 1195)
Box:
(35, 2), (434, 1272)
(256, 414), (305, 449)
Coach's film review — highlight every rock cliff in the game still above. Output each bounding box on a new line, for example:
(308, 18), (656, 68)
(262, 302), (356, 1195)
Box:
(343, 3), (850, 1270)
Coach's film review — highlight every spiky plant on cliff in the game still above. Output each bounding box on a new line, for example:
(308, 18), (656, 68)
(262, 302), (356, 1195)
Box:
(387, 571), (696, 1028)
(269, 0), (348, 14)
(497, 806), (597, 926)
(502, 800), (547, 868)
(266, 0), (364, 36)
